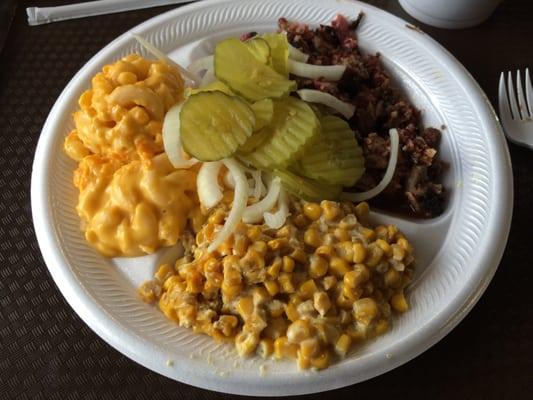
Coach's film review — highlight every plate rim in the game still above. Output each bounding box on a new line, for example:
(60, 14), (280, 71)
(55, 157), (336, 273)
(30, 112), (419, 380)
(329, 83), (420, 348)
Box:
(30, 0), (513, 395)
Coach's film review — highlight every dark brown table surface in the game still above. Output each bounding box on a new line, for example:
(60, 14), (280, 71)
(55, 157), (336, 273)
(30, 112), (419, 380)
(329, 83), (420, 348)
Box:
(1, 0), (532, 399)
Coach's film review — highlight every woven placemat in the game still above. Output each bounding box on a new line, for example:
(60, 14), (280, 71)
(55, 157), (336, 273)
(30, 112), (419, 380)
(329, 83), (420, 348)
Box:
(0, 1), (531, 399)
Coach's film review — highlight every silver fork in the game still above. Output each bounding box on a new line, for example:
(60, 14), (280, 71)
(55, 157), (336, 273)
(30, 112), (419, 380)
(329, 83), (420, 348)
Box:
(498, 68), (533, 150)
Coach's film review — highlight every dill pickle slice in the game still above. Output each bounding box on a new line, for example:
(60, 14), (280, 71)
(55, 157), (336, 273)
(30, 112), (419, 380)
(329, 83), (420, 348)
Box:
(261, 33), (290, 77)
(250, 98), (274, 130)
(180, 91), (255, 161)
(187, 80), (234, 96)
(240, 96), (320, 169)
(274, 169), (342, 201)
(297, 115), (365, 186)
(238, 128), (271, 154)
(214, 38), (296, 101)
(238, 99), (275, 154)
(245, 37), (271, 65)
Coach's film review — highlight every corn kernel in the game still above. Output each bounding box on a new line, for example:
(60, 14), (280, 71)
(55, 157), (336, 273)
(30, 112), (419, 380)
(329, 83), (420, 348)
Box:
(387, 224), (399, 240)
(303, 203), (322, 221)
(282, 256), (295, 273)
(335, 334), (352, 357)
(274, 337), (299, 360)
(343, 271), (358, 288)
(304, 228), (322, 248)
(267, 299), (286, 318)
(329, 256), (351, 277)
(275, 224), (294, 238)
(235, 330), (260, 357)
(264, 280), (280, 296)
(214, 315), (238, 336)
(268, 237), (289, 251)
(299, 338), (320, 359)
(375, 225), (388, 240)
(321, 200), (340, 221)
(257, 339), (274, 358)
(354, 202), (369, 220)
(374, 318), (389, 335)
(335, 241), (354, 262)
(366, 244), (384, 267)
(279, 272), (295, 293)
(313, 291), (331, 316)
(384, 267), (401, 288)
(315, 245), (333, 257)
(246, 225), (262, 241)
(285, 302), (300, 322)
(309, 254), (329, 278)
(346, 323), (368, 341)
(391, 292), (409, 313)
(353, 298), (379, 325)
(298, 279), (318, 300)
(267, 257), (282, 277)
(252, 286), (270, 305)
(310, 351), (330, 370)
(322, 275), (337, 291)
(376, 238), (392, 257)
(336, 290), (353, 309)
(251, 240), (268, 257)
(290, 248), (308, 264)
(339, 214), (358, 230)
(297, 350), (311, 369)
(397, 237), (412, 253)
(287, 319), (313, 343)
(352, 242), (367, 263)
(391, 244), (406, 261)
(359, 227), (376, 242)
(233, 234), (249, 257)
(236, 296), (254, 320)
(334, 228), (350, 242)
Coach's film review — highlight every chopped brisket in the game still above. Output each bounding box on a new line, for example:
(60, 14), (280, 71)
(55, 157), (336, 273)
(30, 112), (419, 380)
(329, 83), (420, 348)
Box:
(280, 13), (446, 217)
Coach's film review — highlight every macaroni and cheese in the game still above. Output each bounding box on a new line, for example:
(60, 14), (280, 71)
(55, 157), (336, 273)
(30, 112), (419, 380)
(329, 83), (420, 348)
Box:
(65, 54), (198, 257)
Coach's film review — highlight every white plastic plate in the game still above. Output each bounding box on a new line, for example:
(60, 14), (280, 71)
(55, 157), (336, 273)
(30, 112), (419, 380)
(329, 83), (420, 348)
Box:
(31, 0), (512, 396)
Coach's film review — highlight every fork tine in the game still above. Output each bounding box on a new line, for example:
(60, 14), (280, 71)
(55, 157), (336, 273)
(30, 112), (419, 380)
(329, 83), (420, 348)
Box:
(525, 68), (533, 119)
(507, 72), (520, 120)
(515, 70), (529, 119)
(499, 72), (512, 122)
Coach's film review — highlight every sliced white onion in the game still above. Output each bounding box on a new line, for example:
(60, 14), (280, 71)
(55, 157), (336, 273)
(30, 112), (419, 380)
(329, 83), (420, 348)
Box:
(200, 67), (216, 86)
(197, 162), (223, 210)
(131, 33), (199, 86)
(208, 159), (248, 253)
(223, 169), (235, 189)
(264, 188), (289, 229)
(251, 170), (265, 199)
(297, 89), (355, 119)
(242, 177), (281, 224)
(288, 59), (346, 81)
(162, 104), (199, 169)
(187, 55), (214, 76)
(288, 44), (309, 62)
(341, 129), (400, 202)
